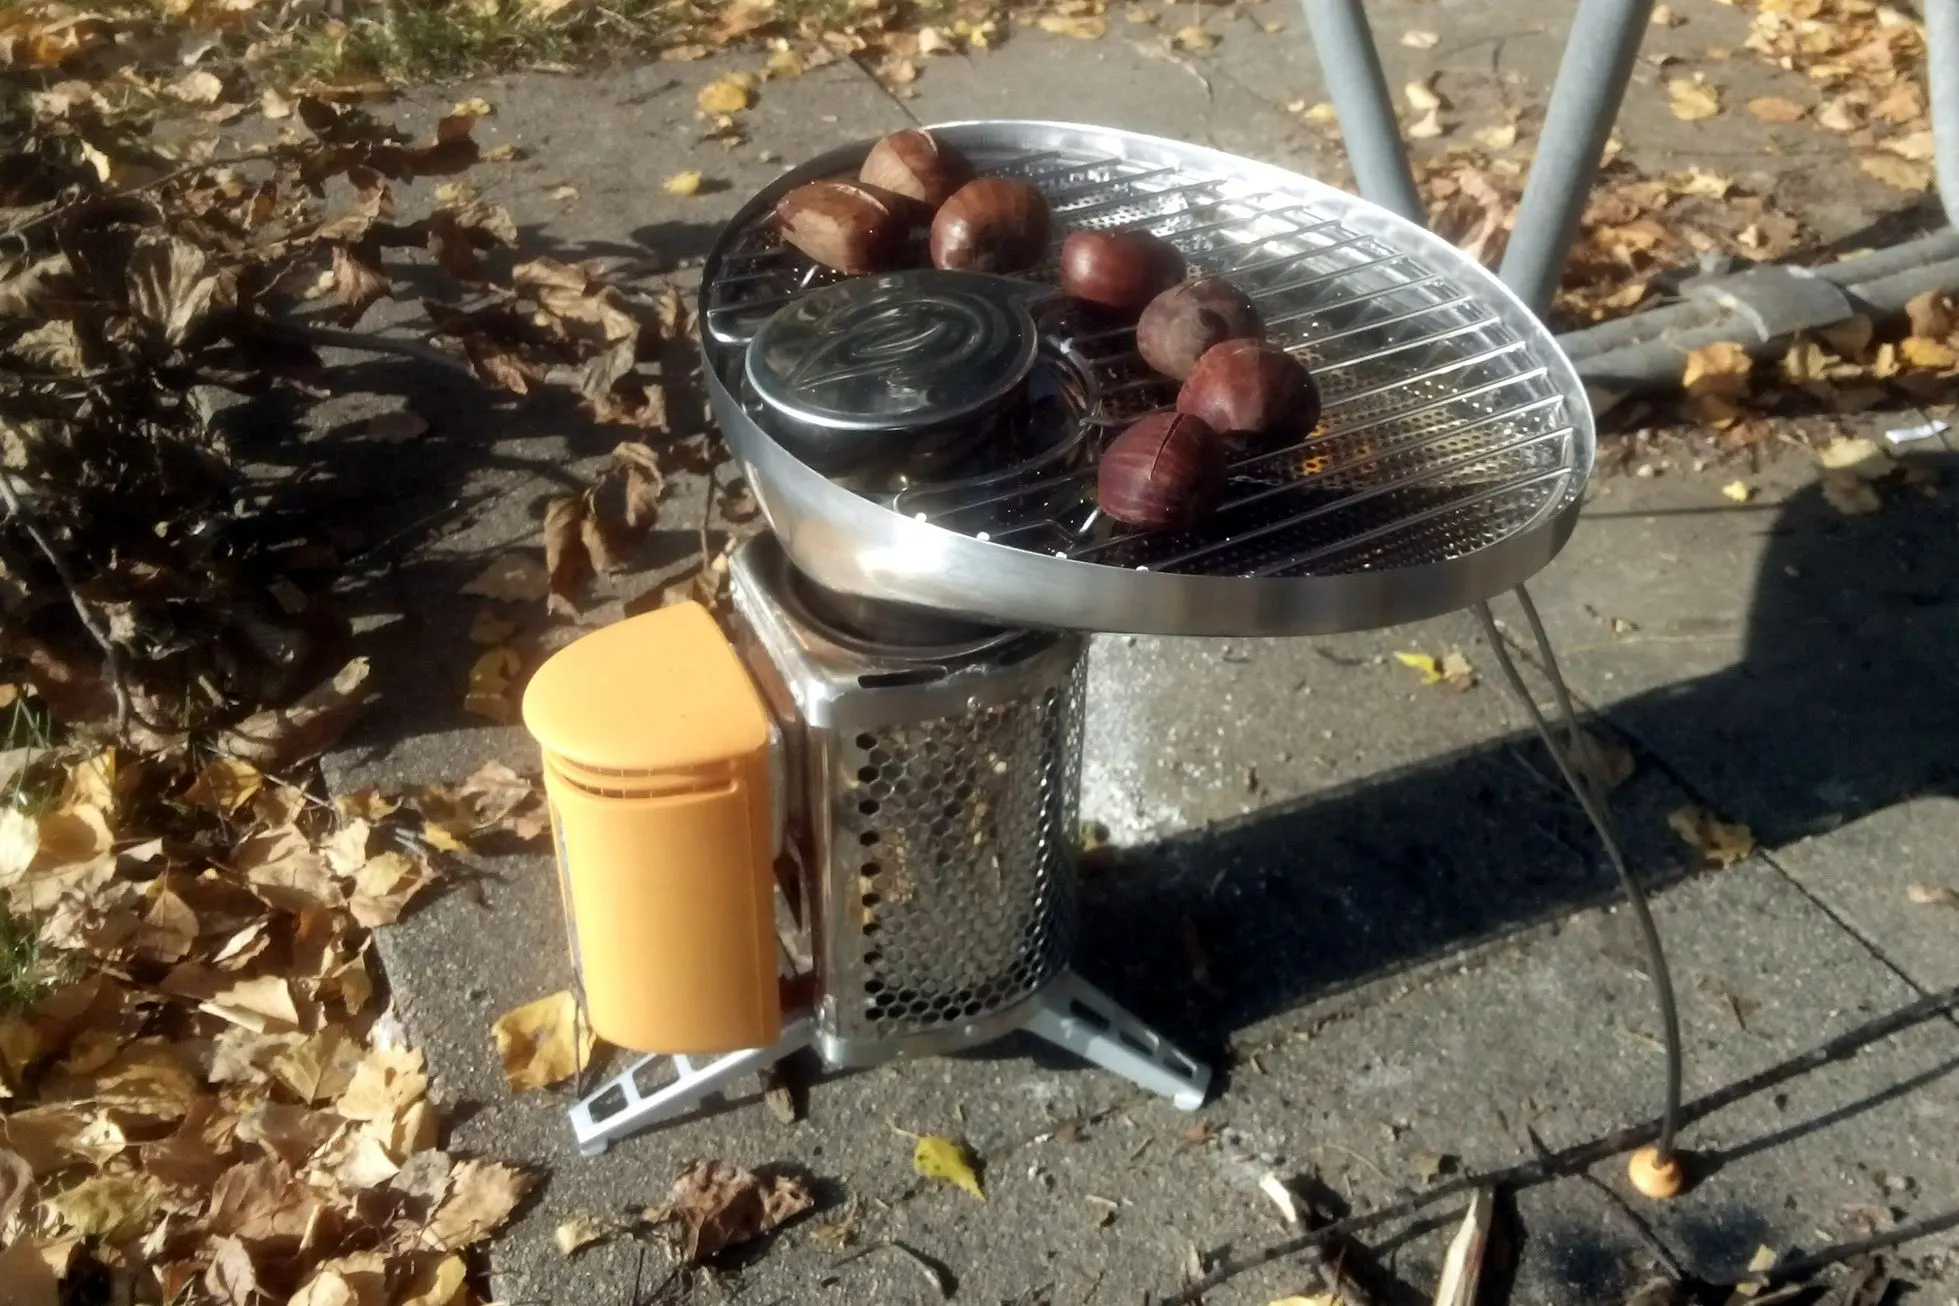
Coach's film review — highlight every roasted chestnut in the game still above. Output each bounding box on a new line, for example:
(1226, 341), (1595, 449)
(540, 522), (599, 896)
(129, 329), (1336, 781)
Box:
(860, 128), (974, 209)
(1135, 277), (1263, 380)
(930, 178), (1051, 274)
(775, 179), (911, 275)
(1096, 411), (1227, 529)
(1176, 339), (1321, 447)
(1059, 229), (1187, 315)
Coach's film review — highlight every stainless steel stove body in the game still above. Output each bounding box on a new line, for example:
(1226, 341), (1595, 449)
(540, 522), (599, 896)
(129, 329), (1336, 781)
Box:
(727, 538), (1085, 1070)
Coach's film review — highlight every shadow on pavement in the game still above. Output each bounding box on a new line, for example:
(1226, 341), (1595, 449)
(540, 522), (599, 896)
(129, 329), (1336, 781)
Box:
(1073, 452), (1959, 1046)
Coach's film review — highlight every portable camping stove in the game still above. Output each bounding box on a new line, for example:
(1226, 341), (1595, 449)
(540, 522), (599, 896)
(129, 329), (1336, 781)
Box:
(528, 123), (1683, 1166)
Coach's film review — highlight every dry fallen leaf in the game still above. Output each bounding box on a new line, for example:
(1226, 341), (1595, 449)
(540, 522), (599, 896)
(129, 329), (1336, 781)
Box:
(1392, 650), (1475, 690)
(1746, 96), (1807, 123)
(1668, 77), (1721, 121)
(665, 171), (704, 196)
(697, 73), (755, 115)
(1721, 480), (1753, 503)
(914, 1134), (985, 1199)
(491, 990), (595, 1092)
(1038, 14), (1107, 38)
(1859, 155), (1932, 191)
(218, 659), (373, 771)
(460, 554), (550, 604)
(1906, 883), (1959, 908)
(1900, 336), (1958, 370)
(1171, 24), (1216, 50)
(1650, 3), (1680, 24)
(1668, 805), (1755, 867)
(1401, 29), (1439, 48)
(648, 1160), (814, 1262)
(183, 757), (263, 815)
(1904, 290), (1954, 341)
(555, 1213), (609, 1255)
(423, 1160), (534, 1250)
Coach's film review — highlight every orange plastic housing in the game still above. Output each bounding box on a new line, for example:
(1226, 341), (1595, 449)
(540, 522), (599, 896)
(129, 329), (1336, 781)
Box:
(521, 600), (781, 1054)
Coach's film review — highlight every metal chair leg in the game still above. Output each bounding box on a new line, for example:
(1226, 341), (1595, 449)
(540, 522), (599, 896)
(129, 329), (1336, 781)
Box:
(1300, 0), (1425, 223)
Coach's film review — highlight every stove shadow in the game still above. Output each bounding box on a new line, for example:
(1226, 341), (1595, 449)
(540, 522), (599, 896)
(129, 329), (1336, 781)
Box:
(1066, 450), (1959, 1047)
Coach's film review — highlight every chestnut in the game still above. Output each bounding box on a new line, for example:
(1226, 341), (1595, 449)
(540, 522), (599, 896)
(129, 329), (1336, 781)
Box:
(775, 179), (910, 275)
(860, 129), (974, 209)
(1135, 277), (1263, 380)
(1096, 411), (1228, 529)
(1176, 339), (1321, 447)
(1060, 229), (1187, 315)
(930, 178), (1051, 274)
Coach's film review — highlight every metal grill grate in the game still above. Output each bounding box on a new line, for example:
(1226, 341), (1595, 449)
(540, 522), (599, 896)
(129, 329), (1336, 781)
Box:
(701, 122), (1594, 636)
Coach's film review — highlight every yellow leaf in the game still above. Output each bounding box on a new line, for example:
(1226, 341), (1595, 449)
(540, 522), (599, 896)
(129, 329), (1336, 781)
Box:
(1172, 24), (1216, 50)
(1401, 29), (1439, 48)
(1649, 3), (1680, 23)
(1746, 96), (1806, 123)
(1817, 436), (1895, 479)
(450, 96), (494, 117)
(336, 1046), (427, 1122)
(271, 1024), (361, 1103)
(913, 1134), (984, 1199)
(696, 73), (754, 115)
(1393, 651), (1445, 683)
(766, 45), (807, 78)
(665, 171), (704, 196)
(1681, 341), (1752, 398)
(491, 990), (594, 1092)
(1037, 14), (1107, 38)
(1899, 336), (1958, 370)
(1269, 1297), (1340, 1306)
(1472, 122), (1518, 150)
(1667, 805), (1755, 867)
(183, 756), (263, 815)
(1721, 480), (1752, 503)
(1667, 77), (1721, 121)
(555, 1214), (609, 1255)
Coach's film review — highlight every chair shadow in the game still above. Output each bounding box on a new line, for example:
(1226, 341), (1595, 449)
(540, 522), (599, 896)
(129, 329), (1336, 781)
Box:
(1066, 451), (1959, 1048)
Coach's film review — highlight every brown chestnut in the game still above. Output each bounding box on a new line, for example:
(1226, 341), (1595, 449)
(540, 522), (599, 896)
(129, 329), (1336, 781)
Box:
(775, 179), (910, 275)
(930, 177), (1051, 274)
(1177, 339), (1321, 446)
(1097, 411), (1228, 529)
(1060, 229), (1187, 315)
(1135, 277), (1263, 380)
(860, 129), (974, 209)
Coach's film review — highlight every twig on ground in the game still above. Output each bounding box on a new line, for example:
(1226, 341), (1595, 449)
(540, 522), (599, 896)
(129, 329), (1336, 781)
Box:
(1, 153), (269, 242)
(275, 322), (475, 373)
(0, 472), (131, 738)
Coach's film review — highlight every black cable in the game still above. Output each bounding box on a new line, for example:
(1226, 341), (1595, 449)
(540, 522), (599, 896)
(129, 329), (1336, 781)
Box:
(1475, 589), (1684, 1160)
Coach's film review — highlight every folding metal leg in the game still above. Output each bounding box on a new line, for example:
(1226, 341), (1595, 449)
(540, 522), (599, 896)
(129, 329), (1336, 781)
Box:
(1498, 0), (1657, 315)
(1023, 972), (1212, 1111)
(568, 1017), (816, 1156)
(1301, 0), (1425, 223)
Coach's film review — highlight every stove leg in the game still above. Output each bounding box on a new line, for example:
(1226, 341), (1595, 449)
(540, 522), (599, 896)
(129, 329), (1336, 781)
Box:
(567, 1018), (816, 1157)
(1024, 973), (1212, 1110)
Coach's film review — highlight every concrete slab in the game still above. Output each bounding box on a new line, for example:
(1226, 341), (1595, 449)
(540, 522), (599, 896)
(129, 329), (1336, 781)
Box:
(418, 859), (1959, 1306)
(1776, 797), (1959, 995)
(1519, 451), (1959, 850)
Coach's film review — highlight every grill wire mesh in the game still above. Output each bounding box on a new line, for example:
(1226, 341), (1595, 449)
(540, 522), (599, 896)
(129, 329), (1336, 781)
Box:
(704, 141), (1580, 580)
(822, 664), (1085, 1040)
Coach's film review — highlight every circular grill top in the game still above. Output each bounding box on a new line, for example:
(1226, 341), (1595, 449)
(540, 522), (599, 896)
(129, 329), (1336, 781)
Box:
(699, 121), (1595, 638)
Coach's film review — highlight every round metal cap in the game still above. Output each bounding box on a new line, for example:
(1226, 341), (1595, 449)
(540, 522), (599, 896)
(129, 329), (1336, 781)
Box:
(745, 269), (1039, 432)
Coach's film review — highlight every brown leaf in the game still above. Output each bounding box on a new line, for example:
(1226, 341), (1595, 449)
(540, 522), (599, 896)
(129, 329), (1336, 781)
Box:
(1905, 882), (1959, 908)
(271, 1023), (362, 1103)
(135, 887), (198, 963)
(0, 1147), (35, 1229)
(48, 1172), (158, 1239)
(544, 495), (590, 612)
(556, 1214), (609, 1255)
(206, 1157), (321, 1245)
(1746, 96), (1807, 123)
(1904, 290), (1954, 341)
(399, 1254), (468, 1306)
(492, 991), (594, 1092)
(1859, 154), (1931, 191)
(423, 1159), (534, 1250)
(1667, 805), (1755, 867)
(126, 237), (217, 348)
(183, 756), (263, 815)
(203, 1236), (258, 1306)
(218, 658), (373, 771)
(1668, 77), (1720, 120)
(329, 244), (390, 319)
(0, 1239), (58, 1306)
(648, 1160), (814, 1263)
(348, 850), (428, 927)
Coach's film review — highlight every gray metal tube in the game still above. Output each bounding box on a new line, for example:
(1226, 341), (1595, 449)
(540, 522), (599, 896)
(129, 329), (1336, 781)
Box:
(1301, 0), (1425, 225)
(1498, 0), (1656, 316)
(1929, 0), (1959, 227)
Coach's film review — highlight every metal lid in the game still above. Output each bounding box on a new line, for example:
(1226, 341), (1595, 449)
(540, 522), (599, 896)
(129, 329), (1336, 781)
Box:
(745, 269), (1040, 432)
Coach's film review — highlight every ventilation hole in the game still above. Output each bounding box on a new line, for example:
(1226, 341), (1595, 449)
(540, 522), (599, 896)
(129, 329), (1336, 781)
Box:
(863, 921), (880, 936)
(1069, 1000), (1112, 1031)
(861, 861), (881, 877)
(857, 766), (878, 783)
(862, 892), (882, 908)
(859, 831), (880, 846)
(859, 799), (879, 816)
(864, 978), (885, 994)
(588, 1086), (628, 1120)
(863, 950), (884, 966)
(856, 732), (877, 750)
